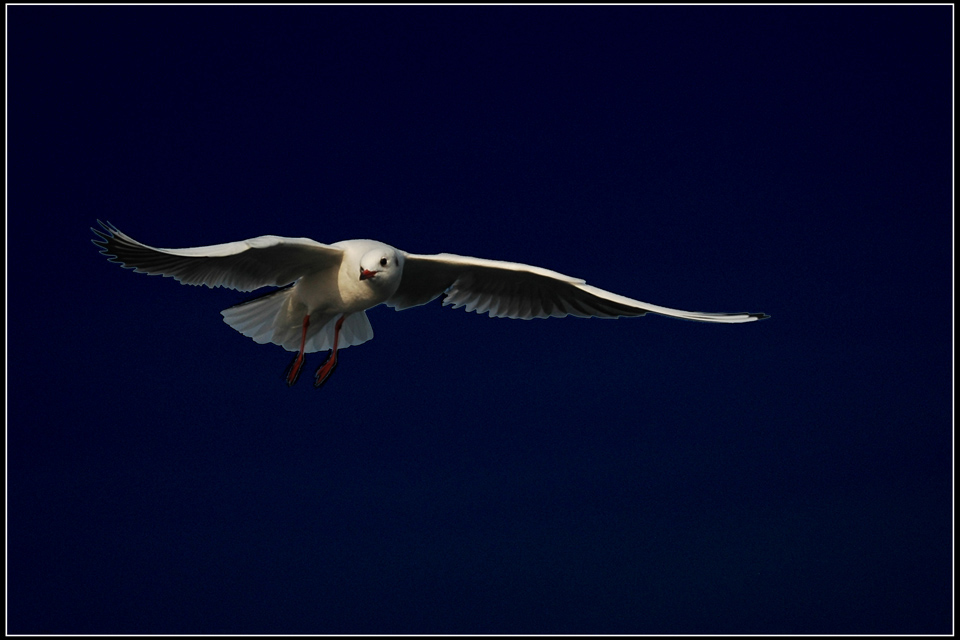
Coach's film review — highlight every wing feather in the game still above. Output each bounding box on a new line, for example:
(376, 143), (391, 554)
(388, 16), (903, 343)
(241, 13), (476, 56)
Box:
(389, 252), (767, 323)
(92, 221), (344, 292)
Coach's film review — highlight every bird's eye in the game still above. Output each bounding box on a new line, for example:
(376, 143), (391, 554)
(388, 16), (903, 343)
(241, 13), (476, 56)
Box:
(380, 257), (388, 267)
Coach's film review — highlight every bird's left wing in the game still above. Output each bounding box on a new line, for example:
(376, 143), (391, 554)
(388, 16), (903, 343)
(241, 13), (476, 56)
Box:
(388, 252), (767, 323)
(92, 221), (344, 291)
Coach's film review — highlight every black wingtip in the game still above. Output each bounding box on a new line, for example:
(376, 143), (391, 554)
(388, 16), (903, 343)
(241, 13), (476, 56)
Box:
(91, 220), (118, 251)
(752, 312), (771, 320)
(91, 219), (116, 235)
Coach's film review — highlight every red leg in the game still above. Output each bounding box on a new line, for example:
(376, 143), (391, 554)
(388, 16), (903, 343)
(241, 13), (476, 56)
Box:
(283, 315), (311, 387)
(314, 314), (347, 388)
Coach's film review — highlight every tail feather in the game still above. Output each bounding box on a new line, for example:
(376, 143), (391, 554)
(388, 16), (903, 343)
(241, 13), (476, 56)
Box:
(303, 309), (374, 352)
(221, 286), (374, 353)
(221, 286), (305, 349)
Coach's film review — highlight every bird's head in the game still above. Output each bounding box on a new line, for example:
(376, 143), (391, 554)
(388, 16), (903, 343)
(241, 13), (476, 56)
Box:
(359, 247), (403, 285)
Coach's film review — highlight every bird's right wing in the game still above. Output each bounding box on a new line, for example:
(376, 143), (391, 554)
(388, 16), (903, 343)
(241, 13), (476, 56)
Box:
(92, 221), (344, 291)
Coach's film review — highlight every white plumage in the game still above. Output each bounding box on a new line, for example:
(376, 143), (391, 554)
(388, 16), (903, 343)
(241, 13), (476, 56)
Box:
(92, 221), (767, 387)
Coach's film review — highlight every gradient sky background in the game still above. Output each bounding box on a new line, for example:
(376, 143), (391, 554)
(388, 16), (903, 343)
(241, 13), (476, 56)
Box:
(8, 6), (952, 635)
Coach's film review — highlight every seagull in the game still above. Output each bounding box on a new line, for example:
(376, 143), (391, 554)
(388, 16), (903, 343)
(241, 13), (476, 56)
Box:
(92, 221), (768, 388)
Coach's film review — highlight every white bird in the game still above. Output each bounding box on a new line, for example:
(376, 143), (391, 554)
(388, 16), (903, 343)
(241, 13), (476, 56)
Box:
(92, 221), (768, 388)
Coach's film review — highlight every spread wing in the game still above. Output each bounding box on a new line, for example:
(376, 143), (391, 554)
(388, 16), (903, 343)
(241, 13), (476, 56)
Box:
(92, 221), (344, 291)
(388, 252), (768, 323)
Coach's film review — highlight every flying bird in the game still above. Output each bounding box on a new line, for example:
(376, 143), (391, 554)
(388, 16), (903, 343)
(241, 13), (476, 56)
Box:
(92, 221), (768, 388)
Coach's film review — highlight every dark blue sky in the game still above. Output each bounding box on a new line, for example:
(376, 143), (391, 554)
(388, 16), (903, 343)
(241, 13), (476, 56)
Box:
(8, 6), (952, 634)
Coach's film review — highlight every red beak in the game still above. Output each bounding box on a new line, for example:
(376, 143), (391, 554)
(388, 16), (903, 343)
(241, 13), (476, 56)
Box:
(360, 269), (378, 281)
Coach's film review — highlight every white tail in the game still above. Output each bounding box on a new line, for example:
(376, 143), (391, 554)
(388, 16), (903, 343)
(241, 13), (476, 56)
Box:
(221, 286), (374, 353)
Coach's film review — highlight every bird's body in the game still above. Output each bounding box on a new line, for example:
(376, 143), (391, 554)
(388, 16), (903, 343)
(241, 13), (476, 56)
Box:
(92, 222), (768, 387)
